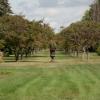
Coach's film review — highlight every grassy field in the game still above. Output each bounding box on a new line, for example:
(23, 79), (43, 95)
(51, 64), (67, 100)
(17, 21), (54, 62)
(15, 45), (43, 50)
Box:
(0, 51), (100, 100)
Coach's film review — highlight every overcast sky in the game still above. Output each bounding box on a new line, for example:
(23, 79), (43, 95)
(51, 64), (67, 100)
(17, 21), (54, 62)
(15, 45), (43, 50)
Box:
(9, 0), (93, 32)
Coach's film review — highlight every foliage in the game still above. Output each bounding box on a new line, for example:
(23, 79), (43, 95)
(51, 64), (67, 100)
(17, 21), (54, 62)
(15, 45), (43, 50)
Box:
(83, 0), (100, 22)
(0, 15), (54, 61)
(58, 21), (100, 56)
(0, 0), (100, 61)
(96, 45), (100, 55)
(0, 0), (12, 16)
(0, 39), (5, 50)
(82, 10), (92, 21)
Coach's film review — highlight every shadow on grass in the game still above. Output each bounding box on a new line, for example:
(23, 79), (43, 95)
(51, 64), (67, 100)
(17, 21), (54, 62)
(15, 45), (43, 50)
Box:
(21, 60), (51, 63)
(27, 55), (49, 57)
(4, 54), (70, 63)
(4, 60), (17, 63)
(4, 60), (51, 63)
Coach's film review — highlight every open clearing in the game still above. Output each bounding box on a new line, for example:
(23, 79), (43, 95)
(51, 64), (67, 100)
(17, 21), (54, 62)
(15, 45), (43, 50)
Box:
(0, 51), (100, 100)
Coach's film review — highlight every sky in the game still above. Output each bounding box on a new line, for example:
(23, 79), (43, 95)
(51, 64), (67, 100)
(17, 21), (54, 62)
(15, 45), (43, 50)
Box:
(9, 0), (93, 32)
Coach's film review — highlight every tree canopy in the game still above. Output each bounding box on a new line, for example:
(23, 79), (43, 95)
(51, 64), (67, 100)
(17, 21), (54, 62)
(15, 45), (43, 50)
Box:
(0, 15), (55, 61)
(0, 0), (12, 16)
(0, 0), (100, 61)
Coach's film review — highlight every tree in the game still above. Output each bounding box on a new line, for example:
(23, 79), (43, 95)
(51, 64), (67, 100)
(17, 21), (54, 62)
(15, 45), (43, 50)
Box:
(59, 21), (100, 59)
(0, 39), (5, 50)
(82, 10), (92, 21)
(0, 0), (12, 16)
(0, 15), (55, 61)
(0, 15), (29, 61)
(96, 44), (100, 55)
(92, 0), (100, 22)
(81, 0), (100, 57)
(82, 0), (100, 22)
(28, 20), (54, 51)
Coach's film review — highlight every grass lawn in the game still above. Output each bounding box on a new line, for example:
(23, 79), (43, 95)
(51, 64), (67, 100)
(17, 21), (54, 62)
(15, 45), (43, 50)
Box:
(0, 51), (100, 100)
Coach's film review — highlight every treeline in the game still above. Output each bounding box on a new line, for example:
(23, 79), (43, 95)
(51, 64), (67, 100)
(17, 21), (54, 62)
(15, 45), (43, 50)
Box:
(0, 0), (100, 61)
(0, 0), (54, 61)
(56, 0), (100, 58)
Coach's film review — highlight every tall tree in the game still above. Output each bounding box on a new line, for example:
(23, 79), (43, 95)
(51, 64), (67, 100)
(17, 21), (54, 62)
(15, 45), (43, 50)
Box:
(82, 0), (100, 22)
(59, 21), (100, 58)
(0, 0), (12, 16)
(82, 10), (92, 21)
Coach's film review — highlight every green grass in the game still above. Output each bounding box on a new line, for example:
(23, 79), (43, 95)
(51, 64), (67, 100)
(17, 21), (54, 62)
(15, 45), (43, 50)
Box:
(0, 51), (100, 100)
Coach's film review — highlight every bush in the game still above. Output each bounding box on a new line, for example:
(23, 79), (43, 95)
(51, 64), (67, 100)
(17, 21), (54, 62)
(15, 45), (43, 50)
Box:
(96, 46), (100, 56)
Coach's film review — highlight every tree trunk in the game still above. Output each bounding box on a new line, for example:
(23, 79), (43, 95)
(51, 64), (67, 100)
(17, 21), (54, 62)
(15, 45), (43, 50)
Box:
(82, 47), (89, 61)
(14, 48), (20, 61)
(20, 52), (23, 60)
(76, 50), (79, 57)
(86, 51), (89, 60)
(20, 48), (24, 60)
(82, 47), (86, 60)
(15, 53), (19, 61)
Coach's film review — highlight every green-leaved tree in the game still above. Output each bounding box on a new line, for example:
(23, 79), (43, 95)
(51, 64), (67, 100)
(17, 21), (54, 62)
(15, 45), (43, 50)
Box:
(0, 0), (12, 16)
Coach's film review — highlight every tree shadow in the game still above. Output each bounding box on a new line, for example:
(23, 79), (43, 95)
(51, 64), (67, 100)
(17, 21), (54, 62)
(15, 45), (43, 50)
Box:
(4, 60), (17, 62)
(4, 59), (59, 64)
(4, 60), (51, 63)
(28, 55), (49, 57)
(20, 60), (50, 63)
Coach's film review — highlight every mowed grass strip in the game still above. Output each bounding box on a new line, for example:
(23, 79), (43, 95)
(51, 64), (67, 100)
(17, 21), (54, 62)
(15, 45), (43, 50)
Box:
(0, 52), (100, 100)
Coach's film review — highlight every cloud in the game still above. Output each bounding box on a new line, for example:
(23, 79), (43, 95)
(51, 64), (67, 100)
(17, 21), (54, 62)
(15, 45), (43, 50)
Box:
(45, 8), (59, 16)
(38, 0), (92, 8)
(9, 0), (93, 32)
(27, 6), (89, 32)
(39, 0), (58, 7)
(58, 0), (92, 7)
(9, 0), (39, 14)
